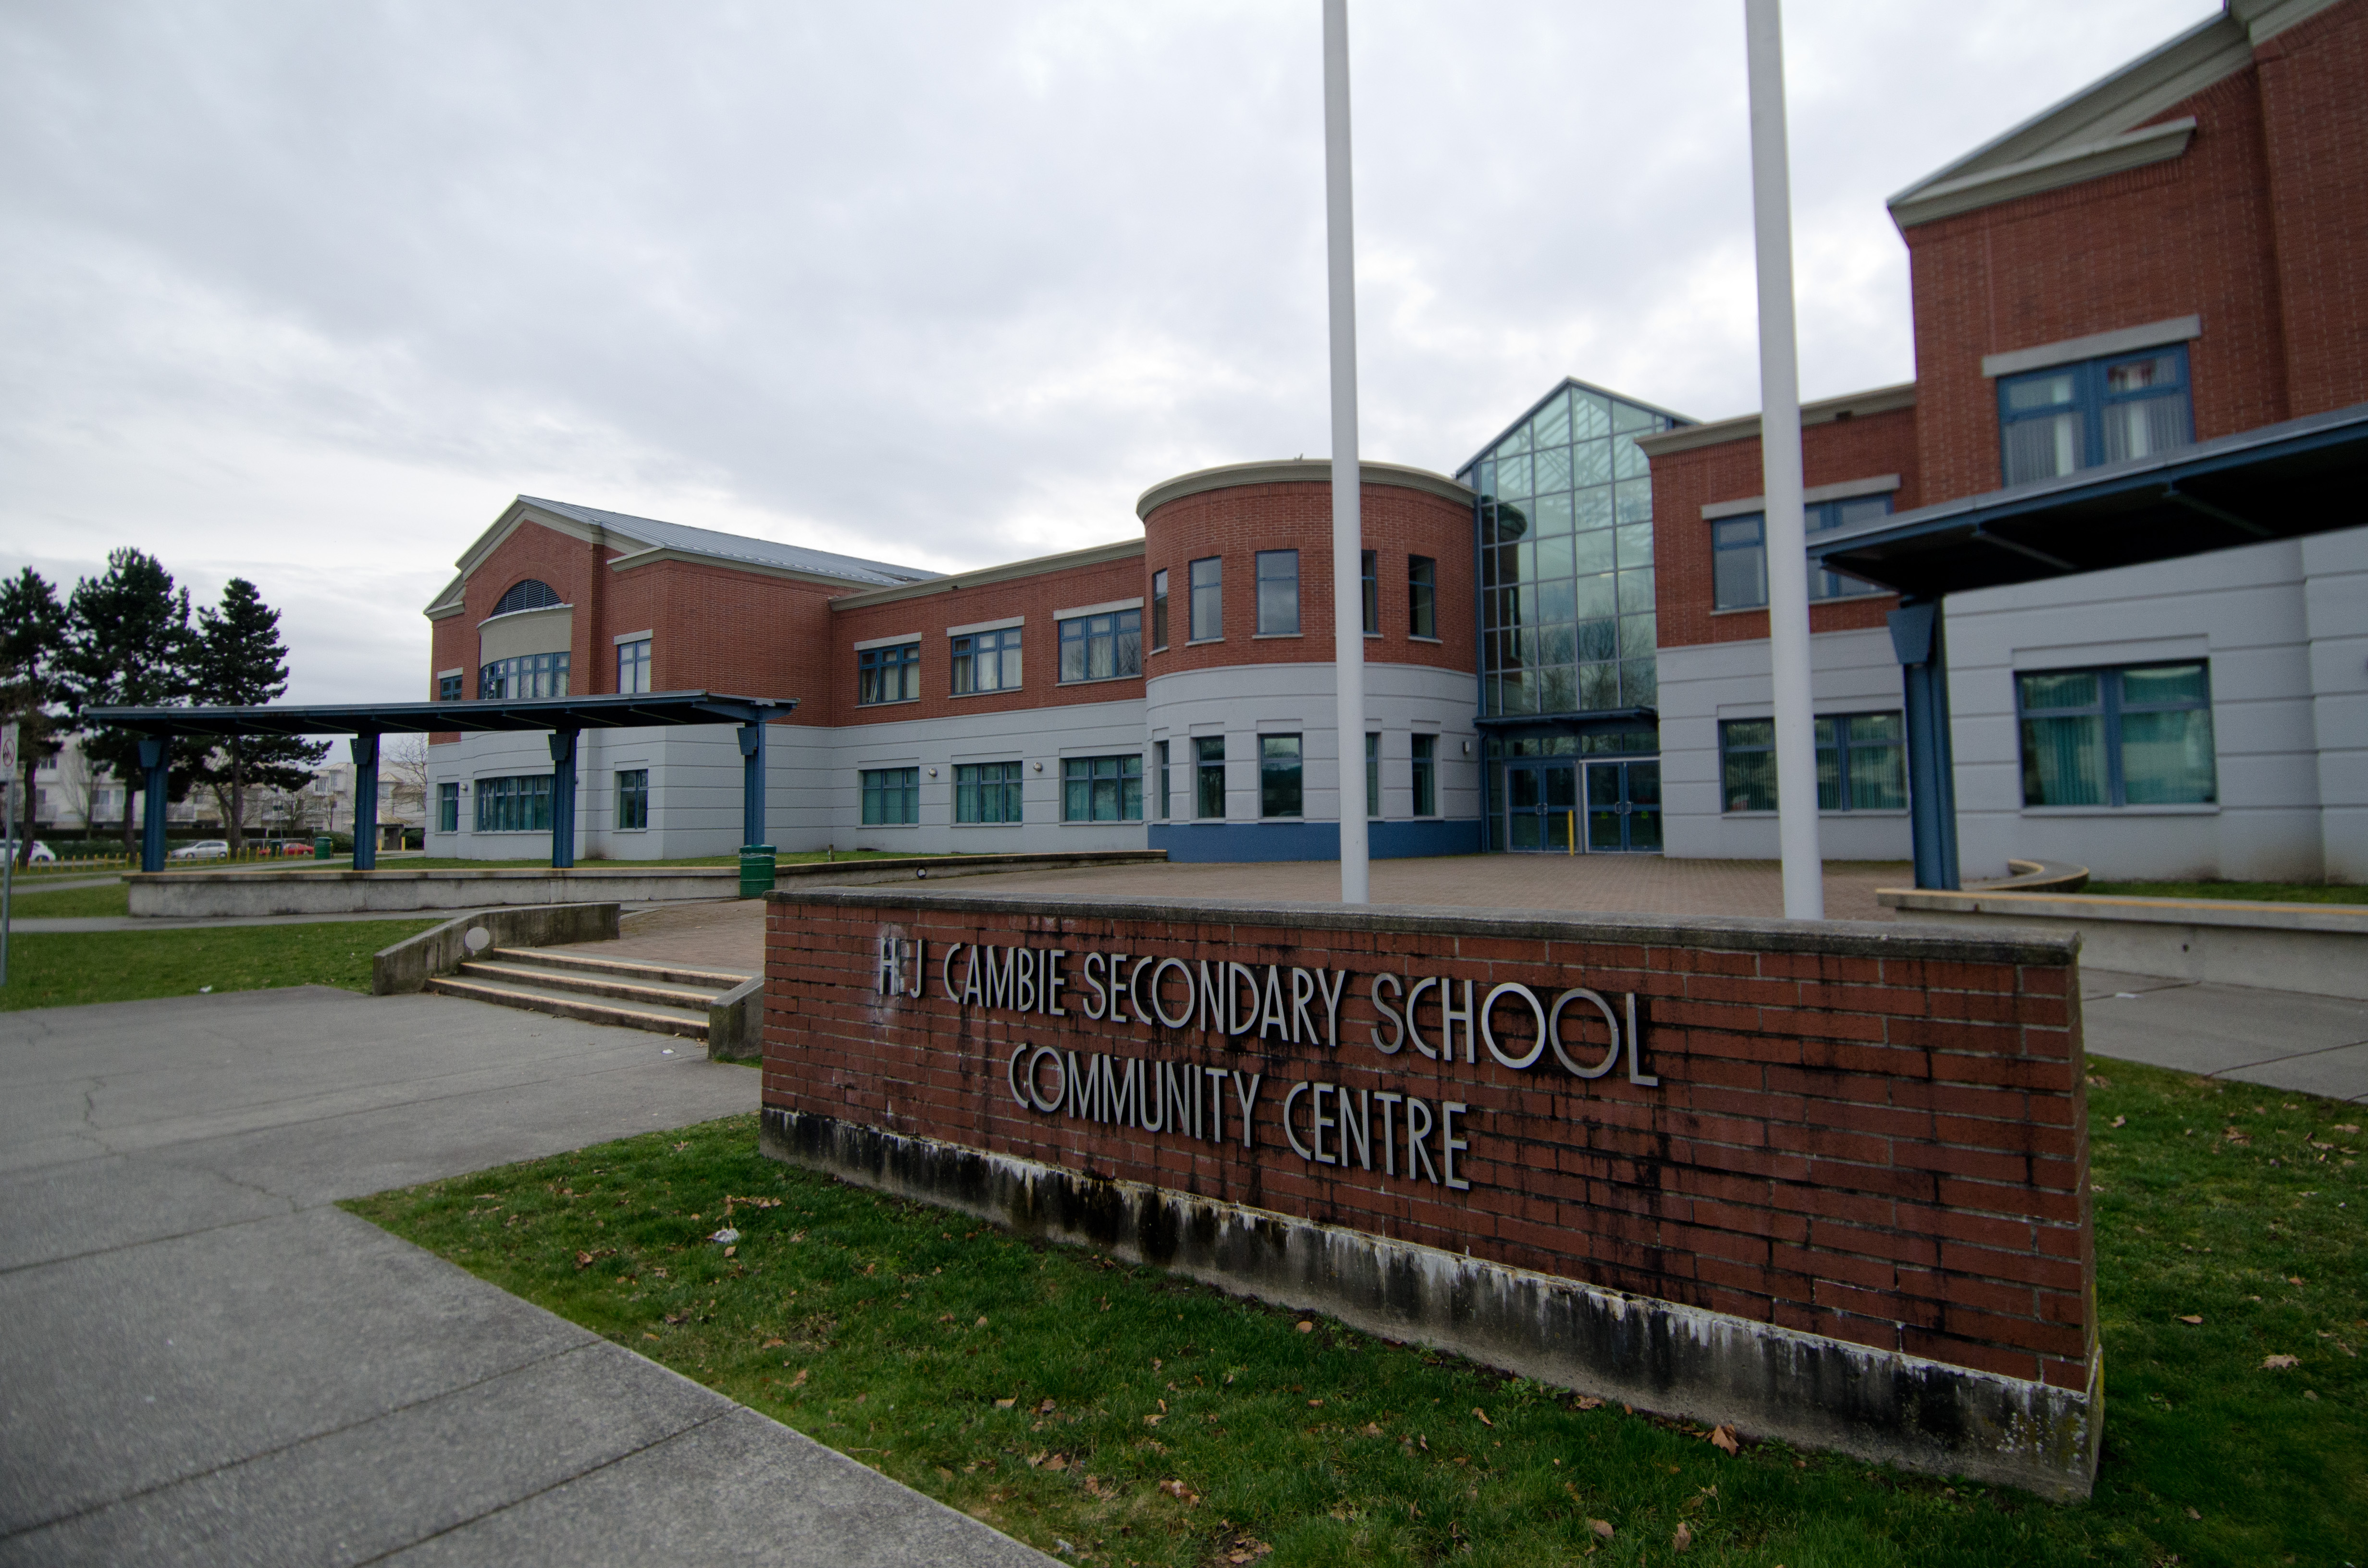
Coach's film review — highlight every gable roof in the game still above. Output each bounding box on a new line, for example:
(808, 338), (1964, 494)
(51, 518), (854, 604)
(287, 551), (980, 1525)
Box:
(1453, 376), (1697, 480)
(1887, 0), (2345, 229)
(426, 495), (942, 617)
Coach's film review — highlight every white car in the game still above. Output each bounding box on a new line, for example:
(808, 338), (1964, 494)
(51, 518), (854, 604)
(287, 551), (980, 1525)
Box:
(2, 840), (54, 864)
(168, 840), (231, 861)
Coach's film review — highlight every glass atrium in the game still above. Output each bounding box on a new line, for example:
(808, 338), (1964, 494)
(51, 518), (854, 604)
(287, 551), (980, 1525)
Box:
(1454, 379), (1688, 852)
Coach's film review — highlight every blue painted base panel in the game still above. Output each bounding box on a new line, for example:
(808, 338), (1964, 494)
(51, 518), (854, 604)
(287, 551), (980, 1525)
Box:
(1148, 820), (1483, 863)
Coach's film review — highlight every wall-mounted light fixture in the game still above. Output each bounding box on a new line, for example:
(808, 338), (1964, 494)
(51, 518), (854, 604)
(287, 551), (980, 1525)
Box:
(1461, 740), (1471, 755)
(1033, 761), (1045, 772)
(926, 767), (938, 778)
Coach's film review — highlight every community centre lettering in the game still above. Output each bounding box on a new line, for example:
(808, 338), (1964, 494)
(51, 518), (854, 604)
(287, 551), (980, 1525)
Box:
(876, 931), (1660, 1193)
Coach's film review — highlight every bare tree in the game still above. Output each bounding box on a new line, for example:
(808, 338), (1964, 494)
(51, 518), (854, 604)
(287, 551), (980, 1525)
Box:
(382, 734), (430, 827)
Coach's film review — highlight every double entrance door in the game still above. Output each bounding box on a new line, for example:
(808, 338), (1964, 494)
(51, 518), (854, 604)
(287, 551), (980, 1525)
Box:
(1504, 759), (1662, 853)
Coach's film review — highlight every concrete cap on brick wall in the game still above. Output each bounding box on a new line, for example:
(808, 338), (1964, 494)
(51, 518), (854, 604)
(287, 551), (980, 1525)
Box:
(1136, 460), (1474, 520)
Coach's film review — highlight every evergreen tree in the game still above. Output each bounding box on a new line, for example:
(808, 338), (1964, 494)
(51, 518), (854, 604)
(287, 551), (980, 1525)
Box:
(0, 568), (69, 864)
(189, 578), (327, 851)
(62, 549), (197, 852)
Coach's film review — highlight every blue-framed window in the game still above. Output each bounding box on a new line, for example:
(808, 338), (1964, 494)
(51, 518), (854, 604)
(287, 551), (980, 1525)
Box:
(860, 766), (920, 825)
(616, 769), (649, 830)
(475, 774), (552, 832)
(1409, 557), (1436, 638)
(436, 782), (458, 833)
(1999, 345), (2192, 486)
(1151, 569), (1170, 651)
(1360, 551), (1379, 635)
(1153, 740), (1170, 820)
(437, 673), (462, 702)
(617, 638), (651, 695)
(1195, 736), (1225, 818)
(491, 579), (561, 617)
(1256, 551), (1299, 636)
(1058, 610), (1140, 683)
(1062, 754), (1142, 822)
(2017, 662), (2215, 807)
(951, 627), (1021, 695)
(955, 760), (1024, 824)
(1711, 495), (1893, 611)
(1718, 713), (1907, 813)
(1411, 734), (1437, 817)
(1259, 735), (1302, 818)
(857, 643), (919, 706)
(478, 652), (568, 701)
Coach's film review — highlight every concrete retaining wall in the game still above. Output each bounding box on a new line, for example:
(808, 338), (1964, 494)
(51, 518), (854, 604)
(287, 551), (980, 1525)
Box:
(1882, 887), (2368, 1000)
(132, 867), (739, 918)
(371, 903), (621, 994)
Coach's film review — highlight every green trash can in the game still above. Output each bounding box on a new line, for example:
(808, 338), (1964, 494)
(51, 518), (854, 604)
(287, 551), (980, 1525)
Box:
(739, 844), (777, 898)
(312, 834), (334, 863)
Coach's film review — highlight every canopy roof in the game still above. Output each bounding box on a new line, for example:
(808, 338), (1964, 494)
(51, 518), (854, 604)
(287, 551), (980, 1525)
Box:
(85, 690), (798, 739)
(1809, 402), (2368, 600)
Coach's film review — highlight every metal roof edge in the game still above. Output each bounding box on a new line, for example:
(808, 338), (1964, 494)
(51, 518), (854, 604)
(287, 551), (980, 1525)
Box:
(1135, 461), (1472, 520)
(1451, 377), (1700, 478)
(1635, 383), (1919, 459)
(826, 538), (1147, 611)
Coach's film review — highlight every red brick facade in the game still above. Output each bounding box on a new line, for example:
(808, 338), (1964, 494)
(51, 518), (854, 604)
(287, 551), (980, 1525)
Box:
(765, 894), (2094, 1392)
(1141, 478), (1475, 679)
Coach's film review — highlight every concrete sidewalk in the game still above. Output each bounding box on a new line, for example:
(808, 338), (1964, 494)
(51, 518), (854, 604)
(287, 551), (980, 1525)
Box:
(2082, 968), (2368, 1102)
(0, 987), (1047, 1566)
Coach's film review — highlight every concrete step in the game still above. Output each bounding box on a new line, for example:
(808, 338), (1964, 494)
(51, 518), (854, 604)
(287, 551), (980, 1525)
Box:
(456, 957), (728, 1012)
(423, 974), (711, 1038)
(492, 946), (753, 992)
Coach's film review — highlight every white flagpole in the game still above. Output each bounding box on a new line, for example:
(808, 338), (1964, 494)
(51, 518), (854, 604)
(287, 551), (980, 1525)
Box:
(1744, 0), (1824, 920)
(1323, 0), (1369, 905)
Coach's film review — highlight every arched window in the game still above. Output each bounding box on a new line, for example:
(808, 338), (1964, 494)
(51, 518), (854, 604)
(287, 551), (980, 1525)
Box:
(492, 578), (563, 616)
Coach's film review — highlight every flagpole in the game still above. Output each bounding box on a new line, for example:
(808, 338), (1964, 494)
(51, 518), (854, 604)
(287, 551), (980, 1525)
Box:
(1744, 0), (1824, 920)
(1323, 0), (1369, 906)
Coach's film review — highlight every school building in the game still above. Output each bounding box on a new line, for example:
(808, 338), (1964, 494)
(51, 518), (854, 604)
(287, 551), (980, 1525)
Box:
(425, 0), (2366, 882)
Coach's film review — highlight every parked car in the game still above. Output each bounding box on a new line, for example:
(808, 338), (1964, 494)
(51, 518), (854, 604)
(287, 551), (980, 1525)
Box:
(1, 840), (55, 864)
(168, 839), (231, 861)
(271, 841), (313, 857)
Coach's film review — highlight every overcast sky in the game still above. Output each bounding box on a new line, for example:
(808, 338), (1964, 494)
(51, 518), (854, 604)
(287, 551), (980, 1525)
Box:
(0, 0), (2217, 702)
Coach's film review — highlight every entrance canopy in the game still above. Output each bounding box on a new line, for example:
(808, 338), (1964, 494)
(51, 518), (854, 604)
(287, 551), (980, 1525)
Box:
(87, 689), (799, 873)
(1810, 402), (2368, 599)
(1800, 402), (2368, 893)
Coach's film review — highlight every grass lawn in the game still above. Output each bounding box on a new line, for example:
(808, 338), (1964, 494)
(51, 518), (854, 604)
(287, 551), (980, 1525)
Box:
(347, 1058), (2364, 1567)
(7, 881), (130, 918)
(0, 919), (439, 1010)
(2084, 879), (2368, 906)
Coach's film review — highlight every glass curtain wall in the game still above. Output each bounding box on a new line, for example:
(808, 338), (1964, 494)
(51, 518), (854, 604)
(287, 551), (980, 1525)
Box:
(1455, 383), (1673, 719)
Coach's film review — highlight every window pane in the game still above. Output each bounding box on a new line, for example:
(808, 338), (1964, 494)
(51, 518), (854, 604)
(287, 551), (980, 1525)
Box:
(2121, 663), (2207, 707)
(2006, 372), (2075, 411)
(1365, 733), (1380, 818)
(1411, 735), (1435, 817)
(2018, 671), (2099, 711)
(1619, 659), (1656, 708)
(1530, 492), (1574, 537)
(1571, 391), (1610, 440)
(1409, 558), (1436, 637)
(1721, 730), (1776, 812)
(1256, 551), (1299, 635)
(2103, 394), (2190, 463)
(1196, 736), (1225, 819)
(1190, 558), (1222, 641)
(1616, 568), (1654, 615)
(2020, 715), (2106, 805)
(1258, 735), (1302, 818)
(1849, 738), (1908, 811)
(2120, 708), (2216, 804)
(2003, 412), (2080, 485)
(1151, 569), (1169, 649)
(1816, 740), (1843, 811)
(1533, 445), (1571, 493)
(1849, 712), (1903, 744)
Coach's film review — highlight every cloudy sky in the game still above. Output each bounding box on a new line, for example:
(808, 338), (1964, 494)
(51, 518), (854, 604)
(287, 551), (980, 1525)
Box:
(1, 0), (2215, 702)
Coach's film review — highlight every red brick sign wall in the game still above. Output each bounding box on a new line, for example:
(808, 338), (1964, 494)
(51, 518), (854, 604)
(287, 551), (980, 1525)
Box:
(763, 889), (2098, 1491)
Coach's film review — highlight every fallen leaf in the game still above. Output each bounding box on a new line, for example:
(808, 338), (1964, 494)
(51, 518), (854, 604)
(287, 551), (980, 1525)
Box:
(994, 1397), (1016, 1409)
(1307, 1398), (1322, 1408)
(1039, 1398), (1057, 1414)
(976, 1316), (988, 1327)
(2262, 1354), (2300, 1370)
(1473, 1407), (1494, 1427)
(2111, 1115), (2126, 1128)
(2186, 1507), (2202, 1519)
(1709, 1424), (1740, 1455)
(2177, 1314), (2204, 1325)
(1045, 1454), (1069, 1471)
(2288, 1275), (2306, 1287)
(1159, 1478), (1200, 1505)
(1589, 1518), (1616, 1540)
(1674, 1520), (1694, 1552)
(1359, 1421), (1383, 1437)
(788, 1368), (808, 1388)
(1143, 1414), (1164, 1426)
(2335, 1124), (2360, 1134)
(1574, 1395), (1603, 1411)
(1296, 1321), (1314, 1334)
(761, 1337), (785, 1349)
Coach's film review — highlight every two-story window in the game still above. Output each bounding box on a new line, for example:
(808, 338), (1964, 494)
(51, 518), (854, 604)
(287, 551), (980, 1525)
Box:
(1153, 740), (1170, 820)
(1365, 733), (1380, 817)
(1999, 345), (2192, 486)
(1062, 755), (1142, 822)
(951, 626), (1021, 695)
(954, 760), (1023, 823)
(1256, 551), (1300, 636)
(1189, 558), (1222, 642)
(616, 637), (652, 695)
(1150, 570), (1170, 651)
(1259, 735), (1302, 818)
(857, 642), (920, 705)
(2018, 662), (2215, 807)
(479, 652), (569, 700)
(1718, 713), (1908, 813)
(1409, 557), (1437, 639)
(860, 766), (920, 824)
(1711, 495), (1893, 611)
(1058, 609), (1141, 682)
(1360, 551), (1379, 636)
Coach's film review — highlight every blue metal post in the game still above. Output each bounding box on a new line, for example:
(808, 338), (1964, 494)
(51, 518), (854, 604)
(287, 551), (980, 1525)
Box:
(739, 721), (765, 846)
(548, 729), (578, 869)
(350, 734), (380, 870)
(137, 735), (171, 873)
(1888, 599), (1961, 890)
